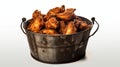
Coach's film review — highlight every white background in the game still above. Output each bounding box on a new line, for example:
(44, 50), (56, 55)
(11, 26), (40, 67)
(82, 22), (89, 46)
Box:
(0, 0), (120, 67)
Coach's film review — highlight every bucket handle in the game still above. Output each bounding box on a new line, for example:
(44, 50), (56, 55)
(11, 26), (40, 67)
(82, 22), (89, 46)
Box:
(89, 17), (99, 38)
(20, 17), (27, 34)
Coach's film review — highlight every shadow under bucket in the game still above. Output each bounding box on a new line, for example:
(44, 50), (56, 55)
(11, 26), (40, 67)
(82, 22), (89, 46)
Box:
(21, 16), (99, 64)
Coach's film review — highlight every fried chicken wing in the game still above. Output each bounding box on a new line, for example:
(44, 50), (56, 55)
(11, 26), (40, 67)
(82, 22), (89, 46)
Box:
(44, 5), (65, 21)
(79, 21), (91, 30)
(40, 29), (58, 34)
(59, 21), (66, 34)
(47, 5), (65, 15)
(45, 17), (59, 29)
(63, 21), (77, 34)
(27, 10), (44, 32)
(56, 8), (76, 21)
(74, 17), (83, 31)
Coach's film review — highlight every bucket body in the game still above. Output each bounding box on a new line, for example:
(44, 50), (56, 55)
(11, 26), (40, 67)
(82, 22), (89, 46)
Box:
(22, 16), (94, 63)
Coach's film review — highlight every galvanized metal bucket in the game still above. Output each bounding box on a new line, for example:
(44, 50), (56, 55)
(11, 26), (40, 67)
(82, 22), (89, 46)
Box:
(21, 16), (99, 64)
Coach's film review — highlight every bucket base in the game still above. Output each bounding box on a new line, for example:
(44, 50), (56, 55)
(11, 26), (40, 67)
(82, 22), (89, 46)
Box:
(31, 53), (85, 64)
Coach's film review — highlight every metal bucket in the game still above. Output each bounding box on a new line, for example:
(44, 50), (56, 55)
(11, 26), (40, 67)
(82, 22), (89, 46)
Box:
(21, 16), (99, 64)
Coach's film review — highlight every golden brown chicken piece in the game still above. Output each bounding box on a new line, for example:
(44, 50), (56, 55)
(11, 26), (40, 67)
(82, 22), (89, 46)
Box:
(56, 8), (76, 21)
(45, 17), (59, 29)
(47, 5), (65, 15)
(63, 21), (77, 34)
(59, 21), (66, 34)
(40, 29), (58, 34)
(74, 20), (81, 29)
(44, 5), (65, 21)
(74, 18), (83, 31)
(79, 21), (90, 30)
(27, 10), (44, 32)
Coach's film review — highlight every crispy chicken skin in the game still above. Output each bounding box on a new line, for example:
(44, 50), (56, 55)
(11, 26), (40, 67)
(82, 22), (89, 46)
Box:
(47, 5), (65, 15)
(59, 21), (66, 34)
(44, 5), (65, 21)
(63, 21), (77, 34)
(32, 10), (43, 19)
(79, 21), (90, 30)
(74, 17), (83, 31)
(56, 8), (76, 21)
(45, 17), (59, 29)
(27, 10), (44, 32)
(40, 29), (58, 34)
